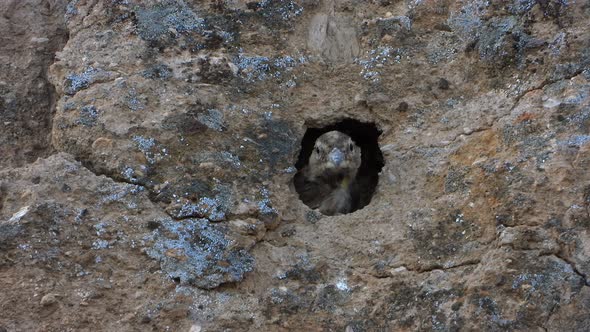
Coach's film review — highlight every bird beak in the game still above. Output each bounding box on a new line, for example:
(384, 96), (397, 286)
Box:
(328, 148), (344, 167)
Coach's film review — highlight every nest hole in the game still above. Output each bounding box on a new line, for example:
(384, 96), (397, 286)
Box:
(294, 119), (384, 215)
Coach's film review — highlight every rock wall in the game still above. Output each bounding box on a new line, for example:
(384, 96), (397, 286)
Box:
(1, 0), (590, 331)
(0, 0), (68, 168)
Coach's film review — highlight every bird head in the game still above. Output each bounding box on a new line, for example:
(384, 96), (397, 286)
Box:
(308, 131), (361, 185)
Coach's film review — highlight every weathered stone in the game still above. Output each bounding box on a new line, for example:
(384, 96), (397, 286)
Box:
(1, 0), (590, 330)
(40, 293), (60, 306)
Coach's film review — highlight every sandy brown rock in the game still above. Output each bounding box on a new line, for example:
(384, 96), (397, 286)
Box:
(1, 0), (590, 330)
(0, 0), (68, 168)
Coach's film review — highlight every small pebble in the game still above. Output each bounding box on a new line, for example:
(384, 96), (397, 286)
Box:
(40, 293), (60, 306)
(189, 325), (202, 332)
(381, 34), (393, 43)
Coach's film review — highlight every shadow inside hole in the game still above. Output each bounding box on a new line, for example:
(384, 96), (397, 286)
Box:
(294, 119), (385, 214)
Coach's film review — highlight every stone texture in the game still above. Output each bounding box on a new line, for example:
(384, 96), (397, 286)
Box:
(1, 0), (590, 330)
(0, 0), (68, 167)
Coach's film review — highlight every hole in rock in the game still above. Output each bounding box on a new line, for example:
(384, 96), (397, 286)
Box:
(293, 119), (384, 216)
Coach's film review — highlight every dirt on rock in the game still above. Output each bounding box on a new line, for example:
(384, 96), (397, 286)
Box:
(1, 0), (590, 331)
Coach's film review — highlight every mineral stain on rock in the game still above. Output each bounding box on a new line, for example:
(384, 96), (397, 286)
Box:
(64, 67), (98, 95)
(133, 0), (239, 51)
(76, 105), (100, 127)
(142, 64), (172, 80)
(134, 1), (207, 42)
(146, 217), (254, 289)
(172, 184), (232, 222)
(252, 0), (303, 29)
(196, 108), (226, 131)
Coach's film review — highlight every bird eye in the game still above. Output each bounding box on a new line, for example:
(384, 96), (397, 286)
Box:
(349, 143), (354, 151)
(315, 147), (320, 154)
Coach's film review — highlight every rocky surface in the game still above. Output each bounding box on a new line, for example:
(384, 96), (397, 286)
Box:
(1, 0), (590, 330)
(0, 0), (68, 168)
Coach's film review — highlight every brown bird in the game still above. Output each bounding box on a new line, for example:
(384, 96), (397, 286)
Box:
(294, 130), (361, 216)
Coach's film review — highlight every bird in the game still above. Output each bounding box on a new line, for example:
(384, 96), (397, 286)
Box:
(294, 130), (362, 216)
